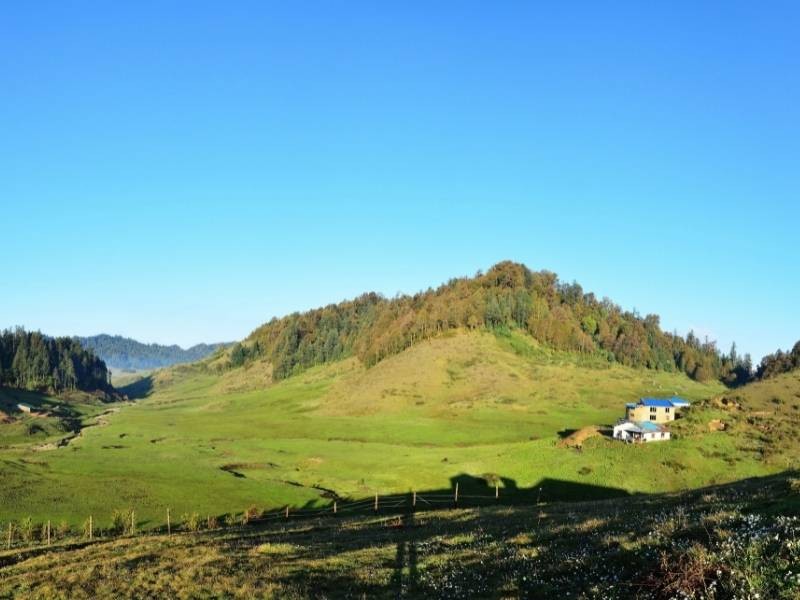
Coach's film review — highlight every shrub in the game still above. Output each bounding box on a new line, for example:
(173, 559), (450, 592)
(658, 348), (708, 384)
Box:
(19, 517), (35, 543)
(182, 512), (202, 532)
(109, 510), (126, 535)
(56, 520), (70, 538)
(206, 515), (219, 530)
(243, 505), (261, 524)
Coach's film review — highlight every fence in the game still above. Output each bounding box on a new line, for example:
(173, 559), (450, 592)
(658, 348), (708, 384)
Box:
(1, 482), (544, 553)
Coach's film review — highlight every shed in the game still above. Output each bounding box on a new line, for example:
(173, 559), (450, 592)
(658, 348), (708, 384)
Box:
(17, 403), (33, 414)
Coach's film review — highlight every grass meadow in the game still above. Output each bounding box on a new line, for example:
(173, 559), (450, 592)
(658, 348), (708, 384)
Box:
(0, 330), (794, 531)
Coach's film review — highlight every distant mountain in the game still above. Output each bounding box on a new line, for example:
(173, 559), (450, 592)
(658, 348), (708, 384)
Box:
(78, 334), (230, 371)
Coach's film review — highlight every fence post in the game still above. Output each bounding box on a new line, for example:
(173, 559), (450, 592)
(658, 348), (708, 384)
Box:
(333, 501), (337, 515)
(131, 510), (135, 535)
(285, 506), (289, 519)
(89, 515), (93, 541)
(374, 493), (378, 513)
(7, 522), (11, 549)
(495, 482), (499, 500)
(167, 508), (171, 536)
(47, 520), (51, 546)
(454, 482), (459, 506)
(412, 491), (416, 510)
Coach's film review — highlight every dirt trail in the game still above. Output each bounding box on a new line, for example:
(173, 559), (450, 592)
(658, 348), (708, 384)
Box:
(31, 407), (122, 452)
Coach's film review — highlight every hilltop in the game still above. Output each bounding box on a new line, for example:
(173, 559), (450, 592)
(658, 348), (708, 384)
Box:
(235, 261), (744, 384)
(77, 334), (229, 371)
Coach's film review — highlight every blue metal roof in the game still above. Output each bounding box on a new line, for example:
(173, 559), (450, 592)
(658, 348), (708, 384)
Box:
(639, 398), (674, 408)
(670, 396), (691, 407)
(625, 403), (636, 408)
(634, 421), (664, 432)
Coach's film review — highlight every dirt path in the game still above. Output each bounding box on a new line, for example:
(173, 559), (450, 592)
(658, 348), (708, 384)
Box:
(31, 407), (123, 452)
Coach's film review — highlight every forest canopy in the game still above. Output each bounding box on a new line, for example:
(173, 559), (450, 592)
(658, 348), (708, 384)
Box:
(0, 328), (110, 393)
(242, 261), (743, 383)
(756, 340), (800, 380)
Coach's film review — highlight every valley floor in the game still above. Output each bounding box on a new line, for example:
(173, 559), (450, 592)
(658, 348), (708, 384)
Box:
(1, 331), (796, 527)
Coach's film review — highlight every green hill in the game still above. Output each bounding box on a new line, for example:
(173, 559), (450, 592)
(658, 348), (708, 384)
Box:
(236, 261), (734, 383)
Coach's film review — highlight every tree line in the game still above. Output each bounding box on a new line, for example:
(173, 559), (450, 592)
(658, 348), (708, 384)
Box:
(0, 328), (110, 393)
(755, 340), (800, 380)
(239, 261), (742, 383)
(78, 334), (229, 370)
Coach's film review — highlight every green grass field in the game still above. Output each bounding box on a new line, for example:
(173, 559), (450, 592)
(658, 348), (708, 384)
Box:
(1, 472), (798, 599)
(0, 330), (795, 530)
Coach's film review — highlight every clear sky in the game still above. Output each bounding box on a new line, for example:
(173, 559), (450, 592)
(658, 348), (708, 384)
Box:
(2, 2), (798, 361)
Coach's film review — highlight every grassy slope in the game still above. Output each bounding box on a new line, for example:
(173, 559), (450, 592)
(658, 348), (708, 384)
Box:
(1, 472), (798, 599)
(0, 388), (108, 448)
(1, 329), (788, 528)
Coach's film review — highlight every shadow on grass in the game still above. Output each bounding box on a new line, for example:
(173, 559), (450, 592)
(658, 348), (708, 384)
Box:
(119, 376), (154, 400)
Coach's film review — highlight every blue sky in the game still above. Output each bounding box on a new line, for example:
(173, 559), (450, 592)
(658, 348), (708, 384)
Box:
(2, 2), (798, 361)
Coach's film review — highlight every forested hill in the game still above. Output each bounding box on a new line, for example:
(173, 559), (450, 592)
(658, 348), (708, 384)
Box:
(756, 340), (800, 379)
(78, 334), (229, 370)
(0, 328), (110, 393)
(240, 261), (748, 383)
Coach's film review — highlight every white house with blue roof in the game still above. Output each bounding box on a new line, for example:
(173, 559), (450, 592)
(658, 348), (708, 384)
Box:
(613, 397), (691, 443)
(613, 420), (670, 442)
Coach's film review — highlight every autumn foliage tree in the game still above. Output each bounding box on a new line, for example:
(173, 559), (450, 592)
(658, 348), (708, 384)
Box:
(239, 262), (731, 383)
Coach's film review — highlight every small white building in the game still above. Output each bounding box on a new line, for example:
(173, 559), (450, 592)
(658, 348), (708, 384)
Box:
(17, 403), (33, 414)
(613, 420), (670, 443)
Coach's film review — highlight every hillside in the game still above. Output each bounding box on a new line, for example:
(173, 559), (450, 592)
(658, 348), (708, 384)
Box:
(77, 334), (229, 371)
(1, 471), (797, 599)
(236, 261), (741, 384)
(0, 387), (115, 449)
(0, 328), (777, 527)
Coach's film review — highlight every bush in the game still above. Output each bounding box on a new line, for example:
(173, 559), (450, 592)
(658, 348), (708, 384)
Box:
(57, 520), (70, 538)
(19, 517), (35, 543)
(206, 515), (219, 530)
(182, 512), (202, 532)
(243, 505), (261, 524)
(109, 510), (126, 535)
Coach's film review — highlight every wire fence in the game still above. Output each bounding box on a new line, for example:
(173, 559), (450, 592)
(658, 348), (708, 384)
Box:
(1, 484), (530, 554)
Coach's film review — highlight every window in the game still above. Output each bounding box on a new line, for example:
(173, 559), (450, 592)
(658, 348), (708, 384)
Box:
(650, 407), (657, 413)
(665, 407), (670, 413)
(650, 415), (656, 421)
